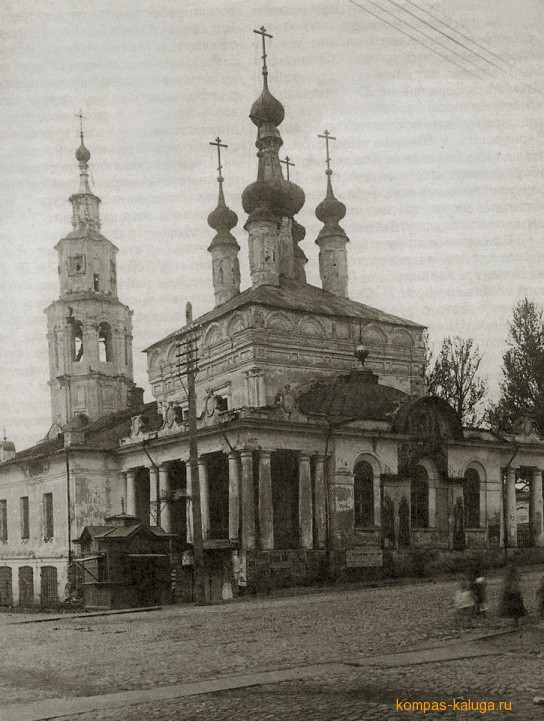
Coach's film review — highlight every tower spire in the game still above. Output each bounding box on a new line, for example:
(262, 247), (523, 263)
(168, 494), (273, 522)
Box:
(69, 112), (101, 232)
(315, 130), (349, 298)
(207, 137), (240, 306)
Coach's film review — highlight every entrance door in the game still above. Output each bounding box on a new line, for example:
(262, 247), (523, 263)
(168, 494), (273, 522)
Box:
(0, 567), (13, 606)
(19, 566), (34, 607)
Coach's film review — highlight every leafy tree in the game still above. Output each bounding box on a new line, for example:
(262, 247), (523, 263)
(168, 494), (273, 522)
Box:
(426, 335), (487, 426)
(487, 298), (544, 434)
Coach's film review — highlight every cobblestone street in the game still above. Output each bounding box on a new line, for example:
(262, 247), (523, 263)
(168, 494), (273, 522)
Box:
(1, 569), (543, 720)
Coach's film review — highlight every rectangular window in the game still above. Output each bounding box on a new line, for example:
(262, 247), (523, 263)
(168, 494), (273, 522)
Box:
(0, 500), (7, 541)
(43, 493), (54, 539)
(20, 497), (29, 539)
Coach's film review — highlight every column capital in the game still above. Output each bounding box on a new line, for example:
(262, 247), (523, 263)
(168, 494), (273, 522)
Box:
(239, 448), (254, 458)
(126, 468), (137, 478)
(258, 448), (273, 458)
(299, 452), (311, 462)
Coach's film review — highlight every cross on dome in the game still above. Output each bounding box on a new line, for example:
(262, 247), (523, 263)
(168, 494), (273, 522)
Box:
(318, 129), (337, 175)
(280, 155), (295, 180)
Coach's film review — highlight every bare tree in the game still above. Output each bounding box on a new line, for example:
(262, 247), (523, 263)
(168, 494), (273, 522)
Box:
(426, 335), (487, 426)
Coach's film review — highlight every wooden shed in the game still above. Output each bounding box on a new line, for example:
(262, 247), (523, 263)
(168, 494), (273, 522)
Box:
(74, 513), (173, 610)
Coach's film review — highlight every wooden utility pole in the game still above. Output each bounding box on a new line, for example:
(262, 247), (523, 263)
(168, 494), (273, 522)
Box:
(179, 302), (206, 605)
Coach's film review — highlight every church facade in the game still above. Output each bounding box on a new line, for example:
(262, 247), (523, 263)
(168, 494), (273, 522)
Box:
(1, 33), (543, 607)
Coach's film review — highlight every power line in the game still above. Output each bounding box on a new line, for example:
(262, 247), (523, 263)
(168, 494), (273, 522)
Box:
(383, 0), (507, 75)
(348, 0), (495, 83)
(404, 0), (511, 67)
(402, 0), (544, 95)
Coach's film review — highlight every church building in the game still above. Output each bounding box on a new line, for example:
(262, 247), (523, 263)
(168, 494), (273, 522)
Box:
(1, 30), (543, 607)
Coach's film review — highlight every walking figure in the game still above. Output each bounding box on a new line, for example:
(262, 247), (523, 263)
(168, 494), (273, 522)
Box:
(499, 563), (526, 626)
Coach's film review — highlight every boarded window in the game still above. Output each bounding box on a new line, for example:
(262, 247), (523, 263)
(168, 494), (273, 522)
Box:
(0, 567), (13, 606)
(354, 461), (374, 527)
(463, 468), (480, 528)
(43, 493), (54, 539)
(0, 500), (7, 541)
(19, 566), (34, 606)
(20, 496), (29, 539)
(206, 452), (229, 540)
(411, 466), (429, 529)
(271, 450), (299, 549)
(40, 566), (58, 607)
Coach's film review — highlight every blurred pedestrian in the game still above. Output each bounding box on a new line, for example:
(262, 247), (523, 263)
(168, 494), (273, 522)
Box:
(454, 578), (475, 626)
(499, 563), (526, 626)
(472, 574), (488, 615)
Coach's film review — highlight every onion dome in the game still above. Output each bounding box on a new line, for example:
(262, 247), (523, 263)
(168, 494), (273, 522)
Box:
(208, 183), (239, 248)
(242, 177), (305, 222)
(75, 138), (91, 163)
(0, 434), (15, 453)
(298, 367), (408, 422)
(250, 84), (285, 128)
(316, 172), (346, 228)
(292, 219), (306, 244)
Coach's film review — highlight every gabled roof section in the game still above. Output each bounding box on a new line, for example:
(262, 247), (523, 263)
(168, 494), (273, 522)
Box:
(144, 277), (425, 351)
(2, 401), (158, 466)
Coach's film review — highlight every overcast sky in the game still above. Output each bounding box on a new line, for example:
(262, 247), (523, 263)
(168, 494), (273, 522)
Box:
(1, 0), (543, 450)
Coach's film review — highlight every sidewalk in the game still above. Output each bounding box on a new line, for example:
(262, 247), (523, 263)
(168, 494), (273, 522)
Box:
(0, 629), (516, 721)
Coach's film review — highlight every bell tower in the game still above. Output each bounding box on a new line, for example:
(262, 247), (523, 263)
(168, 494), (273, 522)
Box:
(45, 123), (136, 428)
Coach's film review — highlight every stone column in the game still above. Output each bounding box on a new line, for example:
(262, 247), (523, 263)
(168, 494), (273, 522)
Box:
(149, 466), (159, 526)
(299, 453), (313, 549)
(228, 451), (240, 543)
(198, 457), (210, 541)
(314, 456), (327, 549)
(185, 461), (194, 544)
(506, 467), (517, 548)
(126, 469), (137, 516)
(258, 450), (274, 550)
(240, 450), (256, 549)
(530, 467), (544, 547)
(158, 464), (172, 533)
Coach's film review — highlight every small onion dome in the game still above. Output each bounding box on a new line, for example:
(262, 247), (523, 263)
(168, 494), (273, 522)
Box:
(291, 219), (306, 244)
(297, 368), (408, 422)
(0, 438), (15, 453)
(242, 178), (305, 221)
(207, 184), (238, 240)
(250, 85), (285, 127)
(75, 140), (91, 163)
(316, 173), (346, 225)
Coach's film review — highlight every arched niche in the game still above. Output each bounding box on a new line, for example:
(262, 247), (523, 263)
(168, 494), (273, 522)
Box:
(390, 329), (413, 347)
(361, 324), (387, 346)
(203, 324), (222, 348)
(227, 313), (247, 337)
(265, 312), (293, 333)
(352, 453), (382, 528)
(298, 316), (325, 337)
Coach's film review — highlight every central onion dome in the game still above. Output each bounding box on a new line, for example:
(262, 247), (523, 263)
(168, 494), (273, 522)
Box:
(250, 84), (285, 128)
(298, 368), (408, 422)
(243, 42), (305, 223)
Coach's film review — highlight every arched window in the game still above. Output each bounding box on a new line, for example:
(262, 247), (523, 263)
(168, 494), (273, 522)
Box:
(71, 321), (83, 362)
(463, 468), (480, 528)
(98, 322), (113, 362)
(354, 460), (374, 527)
(411, 465), (429, 529)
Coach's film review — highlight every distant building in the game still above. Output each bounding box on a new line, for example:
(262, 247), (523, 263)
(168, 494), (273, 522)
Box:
(1, 33), (543, 607)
